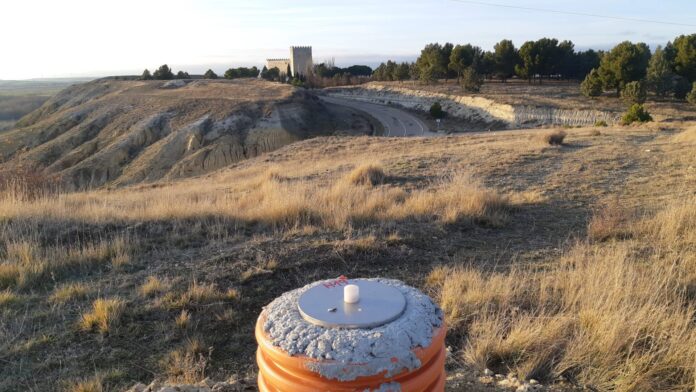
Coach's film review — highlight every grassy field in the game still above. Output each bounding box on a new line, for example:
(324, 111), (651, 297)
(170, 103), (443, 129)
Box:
(1, 114), (695, 391)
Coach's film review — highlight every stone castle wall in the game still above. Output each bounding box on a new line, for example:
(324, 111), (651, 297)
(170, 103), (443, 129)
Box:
(290, 46), (313, 76)
(266, 59), (291, 75)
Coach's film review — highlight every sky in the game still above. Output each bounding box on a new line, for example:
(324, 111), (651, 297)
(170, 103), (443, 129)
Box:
(1, 0), (695, 80)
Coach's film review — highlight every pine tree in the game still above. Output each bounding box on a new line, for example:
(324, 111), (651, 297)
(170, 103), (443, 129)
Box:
(152, 64), (174, 80)
(647, 46), (674, 97)
(580, 68), (604, 97)
(141, 69), (152, 80)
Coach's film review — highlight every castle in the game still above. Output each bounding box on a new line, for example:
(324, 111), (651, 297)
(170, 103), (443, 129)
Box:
(266, 46), (313, 77)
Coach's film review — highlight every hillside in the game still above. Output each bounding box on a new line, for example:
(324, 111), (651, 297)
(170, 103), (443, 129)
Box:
(1, 119), (695, 391)
(0, 79), (380, 189)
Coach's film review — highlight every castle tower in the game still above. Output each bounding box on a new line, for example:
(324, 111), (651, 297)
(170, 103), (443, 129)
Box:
(290, 46), (313, 77)
(266, 46), (313, 78)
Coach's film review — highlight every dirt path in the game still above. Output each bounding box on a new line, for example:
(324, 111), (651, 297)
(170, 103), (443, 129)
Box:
(319, 95), (439, 137)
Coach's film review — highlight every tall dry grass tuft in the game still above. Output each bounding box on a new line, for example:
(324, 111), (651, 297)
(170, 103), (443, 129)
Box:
(139, 276), (169, 298)
(50, 282), (89, 304)
(399, 174), (511, 226)
(0, 289), (21, 307)
(163, 338), (212, 383)
(430, 197), (696, 390)
(165, 281), (234, 309)
(79, 298), (126, 334)
(346, 163), (386, 186)
(587, 199), (632, 242)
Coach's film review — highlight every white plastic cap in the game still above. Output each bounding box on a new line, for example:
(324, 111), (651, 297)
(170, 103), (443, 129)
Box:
(344, 284), (360, 303)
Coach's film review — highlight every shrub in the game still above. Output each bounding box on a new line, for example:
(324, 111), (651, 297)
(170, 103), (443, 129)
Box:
(461, 68), (483, 92)
(621, 80), (647, 104)
(621, 104), (652, 125)
(687, 82), (696, 105)
(580, 68), (603, 97)
(594, 120), (608, 127)
(539, 130), (567, 145)
(346, 164), (385, 186)
(79, 298), (126, 334)
(176, 71), (190, 79)
(429, 102), (446, 119)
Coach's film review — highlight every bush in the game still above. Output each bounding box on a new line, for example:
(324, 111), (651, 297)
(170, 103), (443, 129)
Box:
(430, 102), (446, 119)
(621, 80), (647, 104)
(687, 82), (696, 105)
(539, 130), (567, 145)
(621, 104), (652, 125)
(594, 120), (608, 127)
(203, 69), (218, 79)
(580, 68), (603, 97)
(461, 68), (483, 92)
(176, 71), (190, 79)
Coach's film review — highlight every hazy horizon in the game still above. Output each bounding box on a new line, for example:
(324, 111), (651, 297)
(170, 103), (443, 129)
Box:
(2, 0), (695, 80)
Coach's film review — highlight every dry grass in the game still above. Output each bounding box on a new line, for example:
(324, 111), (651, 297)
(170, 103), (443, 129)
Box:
(79, 298), (126, 335)
(587, 199), (632, 242)
(0, 237), (131, 289)
(163, 338), (211, 384)
(165, 281), (234, 309)
(346, 163), (386, 186)
(176, 310), (191, 330)
(538, 130), (567, 146)
(0, 165), (514, 231)
(50, 282), (89, 304)
(0, 289), (20, 307)
(65, 376), (103, 392)
(674, 126), (696, 143)
(139, 276), (169, 298)
(429, 196), (696, 390)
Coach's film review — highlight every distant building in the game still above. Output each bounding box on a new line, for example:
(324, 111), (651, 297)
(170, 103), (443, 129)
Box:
(266, 46), (313, 77)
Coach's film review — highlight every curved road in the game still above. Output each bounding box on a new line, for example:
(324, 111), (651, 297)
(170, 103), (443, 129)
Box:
(320, 95), (440, 137)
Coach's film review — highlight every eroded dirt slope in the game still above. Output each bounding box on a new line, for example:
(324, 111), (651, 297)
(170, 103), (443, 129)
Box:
(0, 79), (379, 189)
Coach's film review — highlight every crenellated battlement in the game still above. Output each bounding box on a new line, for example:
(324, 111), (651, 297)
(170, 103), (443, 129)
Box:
(266, 58), (290, 62)
(290, 46), (312, 50)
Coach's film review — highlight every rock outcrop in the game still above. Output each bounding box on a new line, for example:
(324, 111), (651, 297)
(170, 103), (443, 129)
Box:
(327, 84), (620, 128)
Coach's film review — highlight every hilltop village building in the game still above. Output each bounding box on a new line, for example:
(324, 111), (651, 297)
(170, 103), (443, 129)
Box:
(266, 46), (313, 77)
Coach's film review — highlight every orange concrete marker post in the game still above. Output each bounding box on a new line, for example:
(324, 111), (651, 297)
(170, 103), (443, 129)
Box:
(255, 277), (446, 392)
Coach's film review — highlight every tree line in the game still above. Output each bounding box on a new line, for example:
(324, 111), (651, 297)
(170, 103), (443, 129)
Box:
(372, 35), (696, 100)
(140, 65), (262, 81)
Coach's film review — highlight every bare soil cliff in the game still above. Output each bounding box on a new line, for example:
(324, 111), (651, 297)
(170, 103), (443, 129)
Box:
(0, 79), (375, 189)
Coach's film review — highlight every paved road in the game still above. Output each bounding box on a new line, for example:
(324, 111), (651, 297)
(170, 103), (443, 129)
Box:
(320, 95), (439, 137)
